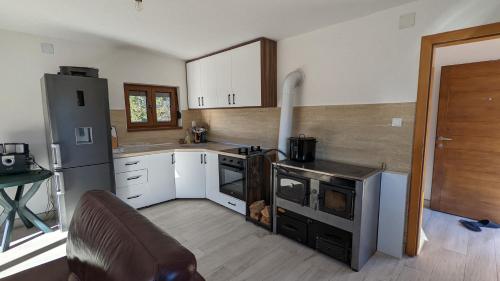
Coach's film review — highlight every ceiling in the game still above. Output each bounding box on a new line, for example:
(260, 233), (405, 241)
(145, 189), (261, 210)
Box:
(0, 0), (416, 59)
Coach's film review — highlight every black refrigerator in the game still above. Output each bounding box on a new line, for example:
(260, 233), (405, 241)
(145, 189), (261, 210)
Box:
(41, 72), (115, 230)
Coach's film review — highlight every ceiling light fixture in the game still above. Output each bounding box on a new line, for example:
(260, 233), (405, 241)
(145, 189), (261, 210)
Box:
(134, 0), (143, 11)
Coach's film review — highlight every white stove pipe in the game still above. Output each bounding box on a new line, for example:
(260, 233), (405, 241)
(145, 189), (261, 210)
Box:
(278, 69), (304, 160)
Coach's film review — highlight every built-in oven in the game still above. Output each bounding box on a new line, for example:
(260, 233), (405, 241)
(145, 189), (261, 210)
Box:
(276, 170), (310, 206)
(318, 179), (356, 220)
(219, 155), (246, 201)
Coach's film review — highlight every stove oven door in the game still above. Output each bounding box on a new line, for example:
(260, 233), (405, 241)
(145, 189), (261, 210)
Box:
(276, 172), (310, 206)
(318, 181), (355, 220)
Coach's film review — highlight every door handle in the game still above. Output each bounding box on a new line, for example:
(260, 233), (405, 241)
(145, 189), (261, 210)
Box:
(232, 93), (235, 105)
(201, 154), (203, 164)
(198, 97), (201, 107)
(51, 144), (62, 169)
(54, 172), (65, 195)
(204, 154), (207, 164)
(228, 94), (231, 105)
(127, 175), (142, 181)
(127, 194), (142, 200)
(438, 136), (453, 141)
(227, 201), (236, 206)
(201, 96), (204, 106)
(171, 153), (175, 164)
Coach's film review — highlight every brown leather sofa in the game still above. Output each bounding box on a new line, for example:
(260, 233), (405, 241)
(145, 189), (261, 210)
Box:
(3, 190), (205, 281)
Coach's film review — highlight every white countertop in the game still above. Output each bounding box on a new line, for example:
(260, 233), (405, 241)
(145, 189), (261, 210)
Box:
(112, 142), (248, 159)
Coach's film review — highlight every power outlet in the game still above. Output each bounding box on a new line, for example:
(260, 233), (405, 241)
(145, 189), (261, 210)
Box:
(392, 118), (403, 127)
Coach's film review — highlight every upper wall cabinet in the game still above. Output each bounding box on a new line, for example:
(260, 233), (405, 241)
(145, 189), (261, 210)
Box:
(186, 38), (277, 109)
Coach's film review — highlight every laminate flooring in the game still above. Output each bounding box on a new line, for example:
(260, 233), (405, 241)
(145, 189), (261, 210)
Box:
(140, 200), (500, 281)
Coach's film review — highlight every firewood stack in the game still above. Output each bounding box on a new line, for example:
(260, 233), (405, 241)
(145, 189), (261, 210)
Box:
(249, 200), (271, 226)
(260, 206), (271, 226)
(249, 200), (265, 221)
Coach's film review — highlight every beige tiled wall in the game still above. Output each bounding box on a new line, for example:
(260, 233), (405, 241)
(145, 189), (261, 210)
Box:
(199, 103), (415, 172)
(112, 102), (415, 172)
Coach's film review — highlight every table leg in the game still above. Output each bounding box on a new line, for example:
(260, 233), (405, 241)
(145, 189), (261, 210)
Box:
(0, 190), (14, 230)
(18, 180), (52, 233)
(15, 185), (34, 228)
(0, 190), (16, 252)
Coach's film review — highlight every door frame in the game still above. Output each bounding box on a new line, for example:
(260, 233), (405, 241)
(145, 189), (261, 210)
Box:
(406, 22), (500, 256)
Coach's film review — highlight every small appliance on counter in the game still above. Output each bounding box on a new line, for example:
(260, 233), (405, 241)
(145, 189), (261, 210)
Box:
(190, 121), (207, 143)
(288, 134), (317, 162)
(0, 143), (32, 175)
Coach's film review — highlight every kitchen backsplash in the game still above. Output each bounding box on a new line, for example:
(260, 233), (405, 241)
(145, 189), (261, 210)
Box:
(198, 103), (415, 173)
(111, 102), (415, 172)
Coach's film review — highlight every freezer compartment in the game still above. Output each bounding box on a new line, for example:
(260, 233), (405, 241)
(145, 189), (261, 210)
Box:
(54, 163), (115, 230)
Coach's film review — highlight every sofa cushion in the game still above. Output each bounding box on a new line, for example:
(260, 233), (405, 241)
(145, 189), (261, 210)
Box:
(66, 190), (200, 281)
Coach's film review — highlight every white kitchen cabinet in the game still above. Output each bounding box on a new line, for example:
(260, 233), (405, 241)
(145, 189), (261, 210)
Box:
(175, 152), (206, 198)
(205, 152), (220, 201)
(142, 152), (176, 206)
(230, 41), (261, 107)
(187, 60), (202, 109)
(200, 56), (217, 108)
(187, 39), (275, 109)
(214, 52), (232, 107)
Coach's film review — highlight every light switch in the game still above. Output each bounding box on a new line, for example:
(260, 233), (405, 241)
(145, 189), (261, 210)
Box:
(399, 12), (416, 30)
(392, 118), (403, 127)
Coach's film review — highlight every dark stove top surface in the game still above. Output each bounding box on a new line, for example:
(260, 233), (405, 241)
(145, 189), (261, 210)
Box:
(222, 146), (263, 156)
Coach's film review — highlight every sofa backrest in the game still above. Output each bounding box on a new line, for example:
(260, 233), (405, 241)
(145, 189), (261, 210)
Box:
(66, 190), (198, 281)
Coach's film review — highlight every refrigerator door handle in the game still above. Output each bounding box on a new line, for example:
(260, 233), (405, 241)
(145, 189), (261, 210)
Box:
(51, 144), (62, 169)
(54, 172), (65, 195)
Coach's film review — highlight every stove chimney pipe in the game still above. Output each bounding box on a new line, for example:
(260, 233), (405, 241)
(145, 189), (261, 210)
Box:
(278, 69), (304, 160)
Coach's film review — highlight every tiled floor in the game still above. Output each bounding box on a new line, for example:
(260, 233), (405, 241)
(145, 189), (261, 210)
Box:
(3, 200), (499, 281)
(140, 200), (500, 281)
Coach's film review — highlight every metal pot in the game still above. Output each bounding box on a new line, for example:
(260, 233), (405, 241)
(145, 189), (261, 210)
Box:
(288, 134), (317, 162)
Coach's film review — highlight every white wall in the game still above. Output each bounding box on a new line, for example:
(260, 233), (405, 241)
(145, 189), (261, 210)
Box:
(0, 28), (186, 214)
(277, 0), (500, 106)
(422, 38), (500, 200)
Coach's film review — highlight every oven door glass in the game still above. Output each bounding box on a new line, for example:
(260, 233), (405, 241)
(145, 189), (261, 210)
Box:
(276, 174), (309, 206)
(319, 183), (355, 220)
(219, 164), (246, 200)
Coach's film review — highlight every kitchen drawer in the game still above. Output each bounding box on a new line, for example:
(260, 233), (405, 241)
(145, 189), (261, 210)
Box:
(115, 169), (148, 187)
(116, 183), (147, 209)
(114, 156), (147, 173)
(277, 212), (308, 245)
(214, 193), (246, 215)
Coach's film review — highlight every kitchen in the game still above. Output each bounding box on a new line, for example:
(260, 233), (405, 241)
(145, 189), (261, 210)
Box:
(1, 1), (500, 281)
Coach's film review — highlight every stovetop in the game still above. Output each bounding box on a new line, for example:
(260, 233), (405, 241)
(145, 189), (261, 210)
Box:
(222, 146), (263, 156)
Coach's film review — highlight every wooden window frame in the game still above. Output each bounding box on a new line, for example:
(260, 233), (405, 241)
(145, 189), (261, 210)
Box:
(406, 22), (500, 257)
(124, 83), (179, 132)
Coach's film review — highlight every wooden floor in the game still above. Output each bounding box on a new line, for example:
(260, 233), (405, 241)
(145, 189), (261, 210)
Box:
(140, 200), (500, 281)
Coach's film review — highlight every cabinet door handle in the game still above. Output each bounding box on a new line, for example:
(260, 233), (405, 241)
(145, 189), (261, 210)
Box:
(201, 96), (204, 106)
(227, 201), (236, 206)
(171, 153), (175, 164)
(127, 194), (142, 200)
(201, 154), (203, 164)
(232, 93), (235, 105)
(198, 97), (201, 107)
(204, 154), (207, 164)
(228, 94), (231, 105)
(127, 175), (142, 181)
(125, 161), (139, 166)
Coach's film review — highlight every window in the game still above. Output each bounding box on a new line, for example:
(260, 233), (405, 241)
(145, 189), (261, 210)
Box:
(124, 83), (179, 131)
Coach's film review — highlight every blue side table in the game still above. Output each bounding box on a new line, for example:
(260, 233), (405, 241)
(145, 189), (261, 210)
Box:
(0, 170), (54, 252)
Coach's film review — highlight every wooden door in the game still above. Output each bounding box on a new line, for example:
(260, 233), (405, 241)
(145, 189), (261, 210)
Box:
(431, 60), (500, 222)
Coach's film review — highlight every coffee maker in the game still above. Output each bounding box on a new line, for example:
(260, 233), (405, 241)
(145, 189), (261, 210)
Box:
(0, 143), (31, 175)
